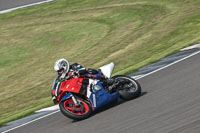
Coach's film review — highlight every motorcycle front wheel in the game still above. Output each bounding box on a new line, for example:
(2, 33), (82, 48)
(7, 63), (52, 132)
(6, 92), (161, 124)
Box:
(59, 97), (93, 120)
(113, 75), (141, 100)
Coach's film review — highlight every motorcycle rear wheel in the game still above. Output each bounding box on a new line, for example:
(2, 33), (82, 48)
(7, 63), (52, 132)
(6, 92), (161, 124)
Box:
(114, 75), (141, 100)
(59, 97), (93, 120)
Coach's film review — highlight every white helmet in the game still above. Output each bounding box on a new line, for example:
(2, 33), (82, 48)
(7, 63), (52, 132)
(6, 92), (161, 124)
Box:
(54, 58), (70, 75)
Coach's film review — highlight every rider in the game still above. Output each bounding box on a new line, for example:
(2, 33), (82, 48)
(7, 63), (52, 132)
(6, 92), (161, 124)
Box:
(51, 58), (103, 103)
(54, 58), (103, 80)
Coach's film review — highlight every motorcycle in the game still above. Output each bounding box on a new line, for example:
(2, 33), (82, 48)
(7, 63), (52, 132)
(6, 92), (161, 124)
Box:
(51, 62), (141, 120)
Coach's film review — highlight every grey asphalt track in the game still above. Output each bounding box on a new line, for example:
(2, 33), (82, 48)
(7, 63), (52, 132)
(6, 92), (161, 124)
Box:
(0, 0), (49, 11)
(6, 52), (200, 133)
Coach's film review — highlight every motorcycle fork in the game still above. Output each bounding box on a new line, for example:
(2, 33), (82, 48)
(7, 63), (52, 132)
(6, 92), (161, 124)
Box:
(71, 95), (80, 107)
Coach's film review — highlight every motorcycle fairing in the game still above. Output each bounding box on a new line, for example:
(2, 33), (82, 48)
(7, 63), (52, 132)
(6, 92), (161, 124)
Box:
(53, 78), (119, 111)
(88, 81), (119, 110)
(60, 92), (73, 102)
(52, 78), (88, 103)
(60, 78), (87, 94)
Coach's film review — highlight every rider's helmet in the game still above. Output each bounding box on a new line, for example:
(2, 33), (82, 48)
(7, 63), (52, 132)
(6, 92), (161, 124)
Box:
(54, 58), (70, 75)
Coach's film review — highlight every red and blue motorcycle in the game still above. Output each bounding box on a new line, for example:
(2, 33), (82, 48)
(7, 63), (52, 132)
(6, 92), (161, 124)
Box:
(51, 62), (141, 120)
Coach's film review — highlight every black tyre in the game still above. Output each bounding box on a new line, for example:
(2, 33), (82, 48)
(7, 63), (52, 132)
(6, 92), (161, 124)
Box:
(114, 75), (141, 100)
(59, 97), (93, 120)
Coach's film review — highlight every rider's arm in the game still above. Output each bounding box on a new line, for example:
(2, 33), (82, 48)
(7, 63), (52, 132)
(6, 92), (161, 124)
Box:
(70, 63), (104, 79)
(85, 72), (103, 79)
(70, 63), (87, 75)
(51, 77), (62, 104)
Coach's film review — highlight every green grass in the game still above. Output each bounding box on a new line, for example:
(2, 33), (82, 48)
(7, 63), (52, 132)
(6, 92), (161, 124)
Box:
(0, 0), (200, 126)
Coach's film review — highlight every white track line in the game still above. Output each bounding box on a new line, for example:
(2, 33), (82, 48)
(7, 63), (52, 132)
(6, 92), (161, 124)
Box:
(135, 50), (200, 80)
(2, 50), (200, 133)
(180, 44), (200, 51)
(2, 110), (60, 133)
(0, 0), (55, 14)
(35, 105), (59, 113)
